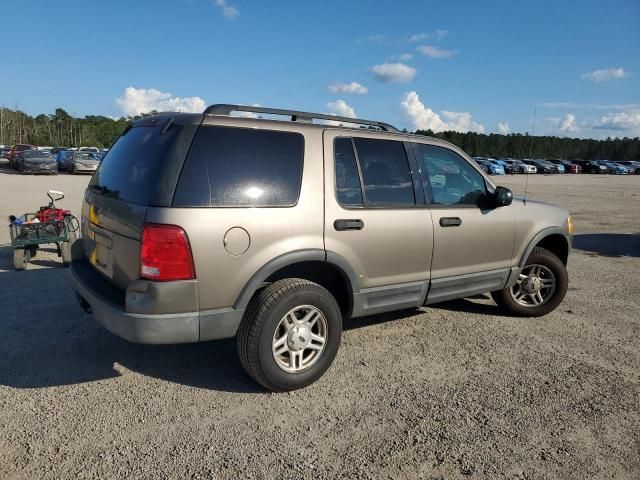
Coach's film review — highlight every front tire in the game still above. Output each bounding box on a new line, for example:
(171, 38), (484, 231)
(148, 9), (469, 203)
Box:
(492, 247), (568, 317)
(237, 278), (342, 392)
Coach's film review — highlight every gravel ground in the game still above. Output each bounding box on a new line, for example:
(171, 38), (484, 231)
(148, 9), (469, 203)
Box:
(0, 162), (638, 479)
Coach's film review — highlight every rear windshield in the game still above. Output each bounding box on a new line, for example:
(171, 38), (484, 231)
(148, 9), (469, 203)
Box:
(24, 151), (53, 159)
(89, 124), (182, 205)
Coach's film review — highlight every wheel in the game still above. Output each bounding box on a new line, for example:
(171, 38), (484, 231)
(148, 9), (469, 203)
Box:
(61, 229), (77, 267)
(237, 278), (342, 392)
(491, 247), (568, 317)
(13, 249), (30, 270)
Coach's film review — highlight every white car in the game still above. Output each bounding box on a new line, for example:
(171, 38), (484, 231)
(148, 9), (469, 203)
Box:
(78, 147), (100, 154)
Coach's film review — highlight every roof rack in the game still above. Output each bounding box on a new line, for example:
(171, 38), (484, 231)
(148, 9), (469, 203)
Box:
(203, 104), (400, 133)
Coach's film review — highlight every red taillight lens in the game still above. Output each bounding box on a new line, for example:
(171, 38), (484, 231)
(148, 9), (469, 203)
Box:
(140, 223), (195, 281)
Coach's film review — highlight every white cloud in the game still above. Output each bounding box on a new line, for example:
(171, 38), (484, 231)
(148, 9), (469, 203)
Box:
(400, 91), (484, 133)
(594, 110), (640, 132)
(116, 87), (206, 115)
(408, 30), (448, 42)
(416, 45), (457, 58)
(371, 62), (417, 83)
(328, 82), (368, 94)
(559, 113), (580, 133)
(581, 67), (629, 83)
(213, 0), (239, 19)
(327, 100), (356, 118)
(391, 53), (414, 62)
(231, 103), (262, 118)
(497, 122), (511, 134)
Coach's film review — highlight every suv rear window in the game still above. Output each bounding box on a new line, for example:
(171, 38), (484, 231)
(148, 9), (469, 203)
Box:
(173, 126), (304, 207)
(89, 124), (183, 205)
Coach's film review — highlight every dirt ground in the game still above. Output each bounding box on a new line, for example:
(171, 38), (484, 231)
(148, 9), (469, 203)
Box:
(0, 162), (638, 479)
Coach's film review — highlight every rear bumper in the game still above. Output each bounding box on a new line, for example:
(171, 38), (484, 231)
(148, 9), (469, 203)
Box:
(70, 255), (243, 344)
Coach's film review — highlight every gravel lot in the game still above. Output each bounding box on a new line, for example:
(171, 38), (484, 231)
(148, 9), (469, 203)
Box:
(0, 161), (638, 479)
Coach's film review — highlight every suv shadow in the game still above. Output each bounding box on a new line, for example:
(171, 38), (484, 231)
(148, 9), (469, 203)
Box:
(573, 233), (640, 258)
(0, 248), (260, 393)
(0, 250), (494, 393)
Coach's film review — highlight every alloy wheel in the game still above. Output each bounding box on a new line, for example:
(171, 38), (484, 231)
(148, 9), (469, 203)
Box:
(509, 264), (556, 307)
(272, 305), (328, 373)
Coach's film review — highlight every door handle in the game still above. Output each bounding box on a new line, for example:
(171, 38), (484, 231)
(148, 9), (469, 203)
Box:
(439, 217), (462, 227)
(334, 219), (364, 231)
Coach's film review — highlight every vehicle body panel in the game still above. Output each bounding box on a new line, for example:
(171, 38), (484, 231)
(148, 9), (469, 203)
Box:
(323, 129), (434, 290)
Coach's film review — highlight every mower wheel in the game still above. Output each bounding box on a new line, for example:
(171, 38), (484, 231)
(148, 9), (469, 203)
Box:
(13, 249), (30, 270)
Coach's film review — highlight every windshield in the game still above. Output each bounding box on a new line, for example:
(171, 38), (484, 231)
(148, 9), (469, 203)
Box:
(74, 152), (98, 161)
(24, 151), (53, 159)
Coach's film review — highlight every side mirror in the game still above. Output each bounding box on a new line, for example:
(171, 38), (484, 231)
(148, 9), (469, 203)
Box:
(494, 186), (513, 207)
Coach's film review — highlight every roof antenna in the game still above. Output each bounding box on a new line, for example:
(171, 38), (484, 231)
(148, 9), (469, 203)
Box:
(524, 107), (537, 205)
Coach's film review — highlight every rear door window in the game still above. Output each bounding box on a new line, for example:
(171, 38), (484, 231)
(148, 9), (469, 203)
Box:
(334, 137), (364, 206)
(353, 138), (415, 206)
(173, 126), (304, 207)
(89, 123), (183, 205)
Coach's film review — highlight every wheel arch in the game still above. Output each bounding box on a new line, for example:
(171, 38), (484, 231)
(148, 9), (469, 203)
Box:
(519, 227), (570, 267)
(233, 249), (359, 318)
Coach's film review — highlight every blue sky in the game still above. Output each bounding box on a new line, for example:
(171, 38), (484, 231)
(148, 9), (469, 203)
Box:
(1, 0), (638, 138)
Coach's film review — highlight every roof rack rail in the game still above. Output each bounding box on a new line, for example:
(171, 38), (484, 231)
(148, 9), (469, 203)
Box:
(203, 104), (400, 133)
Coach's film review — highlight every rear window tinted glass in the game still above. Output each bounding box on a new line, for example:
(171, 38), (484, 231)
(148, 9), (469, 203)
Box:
(334, 138), (363, 206)
(173, 126), (304, 207)
(89, 124), (182, 205)
(354, 138), (415, 205)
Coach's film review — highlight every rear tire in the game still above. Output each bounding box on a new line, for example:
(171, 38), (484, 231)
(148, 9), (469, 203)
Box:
(237, 278), (342, 392)
(491, 247), (568, 317)
(13, 249), (30, 270)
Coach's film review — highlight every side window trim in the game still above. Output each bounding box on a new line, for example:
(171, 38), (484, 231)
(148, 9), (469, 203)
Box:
(350, 137), (368, 205)
(404, 141), (428, 205)
(334, 135), (425, 209)
(352, 136), (417, 208)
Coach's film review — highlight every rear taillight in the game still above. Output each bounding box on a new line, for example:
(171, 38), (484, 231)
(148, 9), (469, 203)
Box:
(140, 223), (195, 281)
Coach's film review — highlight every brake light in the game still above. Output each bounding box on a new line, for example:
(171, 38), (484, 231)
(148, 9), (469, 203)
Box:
(140, 223), (195, 281)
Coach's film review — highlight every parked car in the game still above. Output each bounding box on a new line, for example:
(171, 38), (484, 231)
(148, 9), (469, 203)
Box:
(78, 147), (100, 154)
(475, 159), (505, 175)
(70, 104), (572, 391)
(488, 158), (515, 174)
(573, 160), (608, 174)
(56, 150), (73, 170)
(14, 150), (57, 174)
(60, 151), (101, 174)
(523, 159), (558, 174)
(51, 147), (70, 155)
(558, 160), (583, 174)
(615, 161), (640, 174)
(547, 160), (567, 174)
(597, 160), (628, 174)
(8, 144), (37, 168)
(0, 146), (11, 158)
(504, 159), (537, 174)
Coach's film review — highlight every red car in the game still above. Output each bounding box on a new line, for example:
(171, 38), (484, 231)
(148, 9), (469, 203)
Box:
(8, 144), (37, 169)
(568, 163), (582, 174)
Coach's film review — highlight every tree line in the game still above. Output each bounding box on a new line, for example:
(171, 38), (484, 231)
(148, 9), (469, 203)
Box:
(415, 129), (640, 161)
(1, 106), (638, 160)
